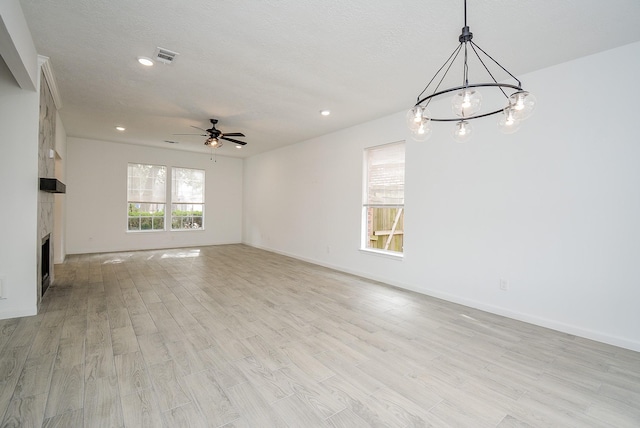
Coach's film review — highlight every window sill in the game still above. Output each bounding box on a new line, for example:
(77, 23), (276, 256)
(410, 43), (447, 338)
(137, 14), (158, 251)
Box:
(359, 248), (404, 260)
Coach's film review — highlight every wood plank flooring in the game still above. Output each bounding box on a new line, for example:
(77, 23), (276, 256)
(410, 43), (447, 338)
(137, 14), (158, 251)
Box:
(0, 244), (638, 427)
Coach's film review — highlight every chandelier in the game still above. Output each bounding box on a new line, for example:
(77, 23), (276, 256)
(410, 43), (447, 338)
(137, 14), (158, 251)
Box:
(408, 0), (536, 142)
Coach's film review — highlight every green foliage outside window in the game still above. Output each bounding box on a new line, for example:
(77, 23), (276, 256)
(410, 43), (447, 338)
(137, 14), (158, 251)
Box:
(128, 204), (165, 231)
(171, 209), (203, 230)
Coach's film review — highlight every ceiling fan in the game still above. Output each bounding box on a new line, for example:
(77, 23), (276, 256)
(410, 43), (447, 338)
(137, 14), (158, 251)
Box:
(174, 119), (247, 148)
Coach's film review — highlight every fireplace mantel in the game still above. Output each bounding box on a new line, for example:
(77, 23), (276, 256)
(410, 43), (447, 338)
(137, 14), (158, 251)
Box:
(39, 178), (66, 193)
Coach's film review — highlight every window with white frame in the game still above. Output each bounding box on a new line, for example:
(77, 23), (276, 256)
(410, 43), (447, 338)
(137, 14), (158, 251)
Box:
(171, 167), (205, 230)
(362, 141), (405, 254)
(127, 163), (166, 231)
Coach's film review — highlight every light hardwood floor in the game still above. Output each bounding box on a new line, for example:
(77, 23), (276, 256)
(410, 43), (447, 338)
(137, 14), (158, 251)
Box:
(0, 244), (638, 427)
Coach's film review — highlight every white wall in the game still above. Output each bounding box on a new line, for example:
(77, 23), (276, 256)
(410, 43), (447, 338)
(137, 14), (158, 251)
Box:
(66, 138), (243, 254)
(0, 56), (39, 318)
(243, 41), (640, 352)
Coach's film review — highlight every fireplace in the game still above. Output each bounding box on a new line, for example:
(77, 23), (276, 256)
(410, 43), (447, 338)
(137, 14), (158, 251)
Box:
(41, 234), (51, 296)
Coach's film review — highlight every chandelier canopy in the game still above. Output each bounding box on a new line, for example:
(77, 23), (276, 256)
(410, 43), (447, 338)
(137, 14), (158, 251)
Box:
(408, 0), (536, 142)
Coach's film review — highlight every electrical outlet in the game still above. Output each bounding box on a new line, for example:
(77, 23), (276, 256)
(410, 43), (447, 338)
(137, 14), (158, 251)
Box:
(499, 278), (509, 291)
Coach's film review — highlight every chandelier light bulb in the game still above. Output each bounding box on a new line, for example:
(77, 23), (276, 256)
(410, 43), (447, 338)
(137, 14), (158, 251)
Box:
(505, 108), (516, 125)
(411, 118), (432, 141)
(509, 91), (536, 120)
(407, 106), (431, 133)
(514, 96), (524, 110)
(452, 89), (482, 117)
(406, 106), (424, 130)
(462, 92), (471, 108)
(498, 106), (521, 134)
(413, 106), (423, 122)
(452, 120), (473, 142)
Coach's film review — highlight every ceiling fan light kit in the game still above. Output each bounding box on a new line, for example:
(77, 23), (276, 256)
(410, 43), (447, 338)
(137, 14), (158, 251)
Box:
(408, 0), (536, 142)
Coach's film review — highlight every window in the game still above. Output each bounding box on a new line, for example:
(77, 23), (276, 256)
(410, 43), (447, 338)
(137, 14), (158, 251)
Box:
(362, 141), (405, 254)
(127, 163), (166, 231)
(171, 167), (205, 230)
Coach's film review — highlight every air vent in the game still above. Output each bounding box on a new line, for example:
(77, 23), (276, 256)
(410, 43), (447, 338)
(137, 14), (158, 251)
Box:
(154, 47), (179, 64)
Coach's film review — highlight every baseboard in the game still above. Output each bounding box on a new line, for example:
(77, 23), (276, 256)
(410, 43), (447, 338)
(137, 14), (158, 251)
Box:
(398, 284), (640, 353)
(245, 242), (640, 353)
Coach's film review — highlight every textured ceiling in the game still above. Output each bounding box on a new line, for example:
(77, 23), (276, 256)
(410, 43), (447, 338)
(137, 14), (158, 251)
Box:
(18, 0), (640, 158)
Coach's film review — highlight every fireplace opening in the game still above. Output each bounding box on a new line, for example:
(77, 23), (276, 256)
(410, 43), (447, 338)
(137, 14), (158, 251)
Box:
(41, 234), (51, 296)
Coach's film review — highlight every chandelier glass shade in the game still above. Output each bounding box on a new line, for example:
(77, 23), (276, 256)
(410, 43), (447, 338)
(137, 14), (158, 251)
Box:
(408, 0), (535, 142)
(452, 120), (472, 143)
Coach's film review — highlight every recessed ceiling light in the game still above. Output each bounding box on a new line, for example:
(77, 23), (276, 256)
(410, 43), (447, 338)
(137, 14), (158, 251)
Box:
(320, 110), (331, 116)
(235, 145), (242, 149)
(137, 57), (154, 67)
(115, 126), (126, 131)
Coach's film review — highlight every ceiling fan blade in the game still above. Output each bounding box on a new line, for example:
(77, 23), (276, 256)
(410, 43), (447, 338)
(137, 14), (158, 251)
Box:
(173, 133), (208, 136)
(222, 132), (245, 137)
(190, 125), (208, 132)
(221, 136), (247, 145)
